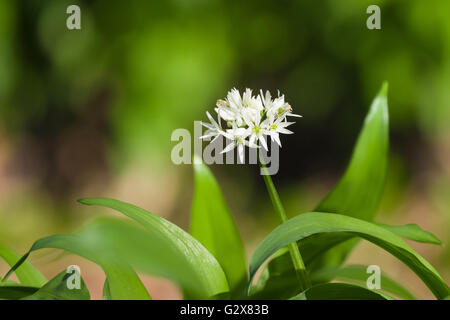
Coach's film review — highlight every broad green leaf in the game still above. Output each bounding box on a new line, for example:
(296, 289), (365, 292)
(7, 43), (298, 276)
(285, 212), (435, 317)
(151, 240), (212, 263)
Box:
(191, 159), (247, 295)
(304, 223), (442, 274)
(311, 82), (390, 269)
(290, 283), (389, 300)
(0, 245), (46, 287)
(302, 222), (442, 265)
(22, 269), (90, 300)
(316, 82), (389, 220)
(249, 212), (450, 299)
(3, 233), (151, 300)
(78, 217), (215, 298)
(252, 221), (441, 298)
(0, 285), (39, 300)
(310, 264), (416, 300)
(78, 198), (229, 298)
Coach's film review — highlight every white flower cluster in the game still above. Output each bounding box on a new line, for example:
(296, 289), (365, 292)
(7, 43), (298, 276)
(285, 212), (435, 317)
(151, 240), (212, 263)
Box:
(200, 88), (301, 162)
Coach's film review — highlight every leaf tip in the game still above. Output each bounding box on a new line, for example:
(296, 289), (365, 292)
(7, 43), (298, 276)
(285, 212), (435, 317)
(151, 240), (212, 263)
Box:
(77, 198), (91, 205)
(380, 81), (389, 97)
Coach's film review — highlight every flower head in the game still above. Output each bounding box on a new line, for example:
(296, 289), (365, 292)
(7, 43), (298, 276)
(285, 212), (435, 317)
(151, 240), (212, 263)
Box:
(201, 88), (301, 162)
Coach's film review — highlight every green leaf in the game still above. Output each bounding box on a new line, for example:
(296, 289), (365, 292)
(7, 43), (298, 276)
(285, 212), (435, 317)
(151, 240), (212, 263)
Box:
(22, 269), (90, 300)
(191, 159), (247, 295)
(78, 217), (213, 298)
(316, 82), (389, 221)
(78, 197), (229, 298)
(249, 248), (300, 299)
(102, 278), (112, 300)
(0, 280), (20, 286)
(249, 212), (450, 299)
(310, 264), (416, 300)
(375, 223), (442, 245)
(0, 245), (46, 287)
(0, 285), (39, 300)
(252, 221), (441, 298)
(3, 233), (151, 300)
(311, 82), (390, 269)
(290, 283), (389, 300)
(305, 223), (442, 270)
(298, 221), (442, 266)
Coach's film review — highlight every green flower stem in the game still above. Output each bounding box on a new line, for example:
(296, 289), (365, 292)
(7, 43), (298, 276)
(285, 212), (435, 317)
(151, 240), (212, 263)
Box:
(258, 151), (311, 291)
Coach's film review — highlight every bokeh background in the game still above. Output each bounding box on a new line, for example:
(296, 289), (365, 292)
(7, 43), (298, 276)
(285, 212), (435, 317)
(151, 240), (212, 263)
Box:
(0, 0), (449, 299)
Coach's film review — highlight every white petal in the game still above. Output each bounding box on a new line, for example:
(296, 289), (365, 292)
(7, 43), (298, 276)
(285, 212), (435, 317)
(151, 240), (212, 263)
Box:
(265, 90), (271, 104)
(234, 127), (249, 137)
(277, 121), (295, 128)
(211, 133), (222, 143)
(221, 131), (234, 140)
(235, 116), (244, 127)
(228, 88), (242, 110)
(254, 106), (262, 123)
(249, 134), (256, 147)
(245, 140), (260, 148)
(201, 121), (215, 130)
(206, 111), (219, 128)
(260, 118), (271, 128)
(199, 133), (214, 140)
(243, 88), (252, 103)
(278, 128), (293, 134)
(259, 134), (268, 151)
(274, 117), (284, 125)
(238, 144), (244, 163)
(242, 109), (254, 127)
(221, 142), (236, 154)
(273, 96), (285, 109)
(251, 95), (264, 111)
(259, 89), (265, 105)
(217, 107), (235, 121)
(272, 132), (282, 147)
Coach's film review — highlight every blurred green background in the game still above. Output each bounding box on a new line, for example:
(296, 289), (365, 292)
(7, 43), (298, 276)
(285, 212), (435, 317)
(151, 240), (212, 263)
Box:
(0, 0), (449, 299)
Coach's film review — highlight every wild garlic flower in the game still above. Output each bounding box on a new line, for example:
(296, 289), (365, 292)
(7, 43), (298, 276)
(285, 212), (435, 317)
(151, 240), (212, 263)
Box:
(200, 88), (301, 162)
